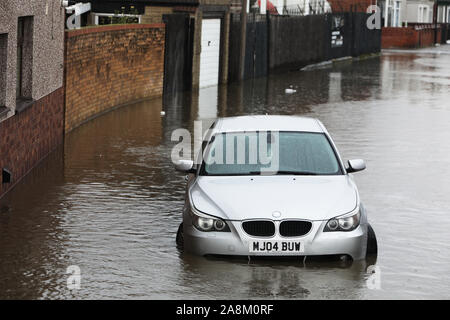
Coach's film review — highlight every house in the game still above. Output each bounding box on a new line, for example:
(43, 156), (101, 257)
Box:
(437, 0), (450, 23)
(327, 0), (374, 12)
(378, 0), (407, 27)
(0, 0), (65, 197)
(253, 0), (332, 15)
(405, 0), (434, 23)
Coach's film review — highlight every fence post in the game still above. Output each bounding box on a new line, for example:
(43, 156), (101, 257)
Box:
(239, 0), (248, 81)
(266, 12), (271, 73)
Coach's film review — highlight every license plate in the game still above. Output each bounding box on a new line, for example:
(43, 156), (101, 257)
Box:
(249, 241), (304, 253)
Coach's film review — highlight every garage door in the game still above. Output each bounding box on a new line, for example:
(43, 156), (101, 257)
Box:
(199, 19), (221, 88)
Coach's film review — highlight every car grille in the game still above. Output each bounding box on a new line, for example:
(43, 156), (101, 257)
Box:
(279, 220), (312, 237)
(242, 220), (275, 237)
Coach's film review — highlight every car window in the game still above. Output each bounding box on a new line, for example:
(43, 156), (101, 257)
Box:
(200, 131), (342, 176)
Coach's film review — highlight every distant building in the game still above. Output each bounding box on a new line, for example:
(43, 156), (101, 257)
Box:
(378, 0), (407, 27)
(437, 0), (450, 23)
(327, 0), (374, 12)
(265, 0), (332, 15)
(405, 0), (434, 23)
(79, 0), (198, 26)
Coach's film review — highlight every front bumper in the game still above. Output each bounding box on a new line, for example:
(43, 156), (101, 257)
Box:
(184, 219), (368, 260)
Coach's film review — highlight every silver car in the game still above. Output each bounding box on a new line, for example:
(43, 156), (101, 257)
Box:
(175, 115), (377, 260)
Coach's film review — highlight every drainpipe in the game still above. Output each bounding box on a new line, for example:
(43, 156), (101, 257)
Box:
(384, 0), (389, 27)
(239, 0), (248, 81)
(434, 0), (438, 44)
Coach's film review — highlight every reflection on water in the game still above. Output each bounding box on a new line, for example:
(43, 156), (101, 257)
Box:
(1, 46), (450, 299)
(178, 254), (374, 299)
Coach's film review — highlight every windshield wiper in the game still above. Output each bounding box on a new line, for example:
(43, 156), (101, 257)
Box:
(276, 170), (317, 176)
(247, 171), (265, 175)
(248, 170), (318, 176)
(275, 170), (318, 175)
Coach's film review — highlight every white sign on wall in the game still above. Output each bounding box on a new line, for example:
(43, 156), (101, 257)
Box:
(66, 2), (91, 30)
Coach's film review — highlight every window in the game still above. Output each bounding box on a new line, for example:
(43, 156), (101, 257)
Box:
(418, 5), (429, 23)
(94, 13), (140, 25)
(392, 0), (401, 27)
(16, 16), (33, 100)
(201, 131), (342, 176)
(0, 33), (7, 108)
(384, 0), (401, 27)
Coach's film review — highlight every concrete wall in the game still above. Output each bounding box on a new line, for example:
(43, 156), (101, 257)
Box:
(64, 24), (165, 132)
(0, 34), (7, 109)
(0, 0), (64, 117)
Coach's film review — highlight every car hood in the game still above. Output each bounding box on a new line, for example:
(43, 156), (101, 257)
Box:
(190, 175), (358, 221)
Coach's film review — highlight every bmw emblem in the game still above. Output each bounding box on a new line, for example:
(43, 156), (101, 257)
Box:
(272, 211), (282, 218)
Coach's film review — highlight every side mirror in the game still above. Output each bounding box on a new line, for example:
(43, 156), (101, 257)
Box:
(346, 159), (366, 173)
(174, 160), (196, 173)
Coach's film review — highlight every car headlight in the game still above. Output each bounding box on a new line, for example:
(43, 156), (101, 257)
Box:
(190, 207), (231, 232)
(324, 208), (360, 232)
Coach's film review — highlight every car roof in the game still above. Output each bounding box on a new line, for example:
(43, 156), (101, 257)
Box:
(214, 115), (325, 134)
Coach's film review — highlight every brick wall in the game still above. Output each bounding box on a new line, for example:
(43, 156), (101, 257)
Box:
(142, 6), (174, 24)
(0, 88), (64, 198)
(382, 26), (442, 48)
(64, 24), (165, 132)
(328, 0), (374, 12)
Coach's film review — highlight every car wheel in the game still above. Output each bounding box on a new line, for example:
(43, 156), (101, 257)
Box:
(366, 224), (378, 256)
(176, 222), (184, 249)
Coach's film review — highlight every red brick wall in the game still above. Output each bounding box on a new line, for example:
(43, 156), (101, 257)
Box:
(382, 27), (442, 49)
(64, 24), (165, 132)
(382, 27), (418, 48)
(0, 88), (64, 198)
(328, 0), (374, 12)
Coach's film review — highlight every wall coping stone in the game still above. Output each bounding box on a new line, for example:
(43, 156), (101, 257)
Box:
(15, 98), (35, 114)
(65, 23), (165, 38)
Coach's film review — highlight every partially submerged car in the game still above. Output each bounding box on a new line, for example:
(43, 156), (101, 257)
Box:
(175, 115), (377, 260)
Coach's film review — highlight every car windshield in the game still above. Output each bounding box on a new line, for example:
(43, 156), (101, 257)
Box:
(200, 131), (342, 176)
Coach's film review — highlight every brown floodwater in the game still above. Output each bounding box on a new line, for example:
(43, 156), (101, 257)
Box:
(1, 46), (450, 299)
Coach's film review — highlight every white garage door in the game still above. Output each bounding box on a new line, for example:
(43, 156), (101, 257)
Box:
(199, 19), (221, 88)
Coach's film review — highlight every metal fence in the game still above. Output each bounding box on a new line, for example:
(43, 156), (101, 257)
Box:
(277, 1), (332, 16)
(271, 1), (369, 15)
(228, 10), (381, 81)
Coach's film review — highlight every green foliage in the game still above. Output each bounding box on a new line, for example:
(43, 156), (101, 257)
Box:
(112, 8), (139, 25)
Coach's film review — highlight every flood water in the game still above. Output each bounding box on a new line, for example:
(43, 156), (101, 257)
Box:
(1, 46), (450, 299)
